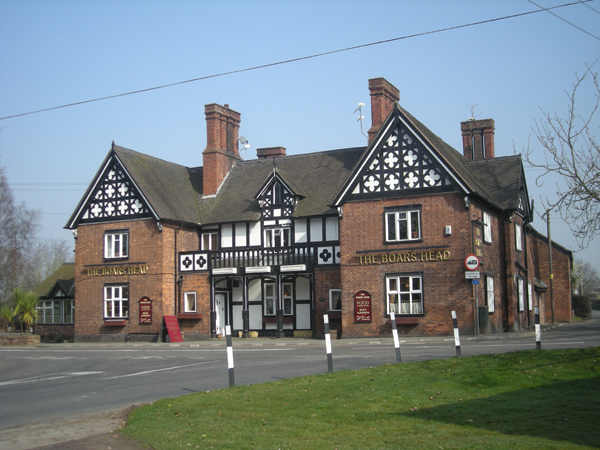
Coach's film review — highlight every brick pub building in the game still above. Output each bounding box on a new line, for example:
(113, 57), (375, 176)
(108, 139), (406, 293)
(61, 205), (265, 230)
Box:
(65, 78), (572, 342)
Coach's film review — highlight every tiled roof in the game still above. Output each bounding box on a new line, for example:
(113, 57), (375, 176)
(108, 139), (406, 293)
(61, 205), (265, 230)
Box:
(114, 146), (204, 224)
(397, 106), (501, 209)
(201, 147), (365, 224)
(34, 263), (75, 298)
(466, 156), (524, 210)
(73, 104), (527, 227)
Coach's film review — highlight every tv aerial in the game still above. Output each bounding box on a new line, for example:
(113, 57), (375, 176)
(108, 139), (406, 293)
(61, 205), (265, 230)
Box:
(354, 103), (367, 138)
(238, 136), (250, 158)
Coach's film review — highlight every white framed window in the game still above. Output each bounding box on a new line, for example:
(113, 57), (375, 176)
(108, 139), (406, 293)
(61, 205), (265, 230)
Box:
(184, 292), (197, 312)
(37, 299), (74, 324)
(64, 299), (74, 324)
(329, 289), (341, 311)
(264, 283), (275, 315)
(515, 224), (522, 252)
(201, 232), (218, 250)
(37, 301), (55, 324)
(104, 285), (129, 318)
(104, 230), (128, 259)
(265, 227), (290, 248)
(283, 282), (293, 316)
(527, 281), (533, 310)
(386, 274), (423, 315)
(486, 275), (495, 313)
(483, 212), (492, 243)
(517, 278), (525, 312)
(385, 209), (421, 242)
(325, 216), (339, 241)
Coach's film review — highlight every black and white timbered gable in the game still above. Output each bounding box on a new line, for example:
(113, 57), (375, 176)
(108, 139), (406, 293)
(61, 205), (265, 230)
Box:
(333, 108), (468, 206)
(255, 170), (298, 219)
(67, 150), (156, 228)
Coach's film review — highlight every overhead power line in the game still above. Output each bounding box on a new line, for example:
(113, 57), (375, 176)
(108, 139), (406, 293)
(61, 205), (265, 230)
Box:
(578, 0), (600, 14)
(528, 0), (600, 40)
(0, 0), (593, 121)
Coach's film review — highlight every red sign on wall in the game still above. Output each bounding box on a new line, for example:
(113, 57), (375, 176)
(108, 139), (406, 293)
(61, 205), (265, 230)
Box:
(354, 291), (372, 323)
(163, 315), (184, 343)
(139, 297), (152, 324)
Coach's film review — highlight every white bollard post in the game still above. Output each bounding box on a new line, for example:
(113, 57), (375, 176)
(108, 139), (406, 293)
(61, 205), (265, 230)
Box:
(452, 311), (461, 357)
(390, 311), (401, 363)
(225, 325), (235, 387)
(324, 314), (333, 373)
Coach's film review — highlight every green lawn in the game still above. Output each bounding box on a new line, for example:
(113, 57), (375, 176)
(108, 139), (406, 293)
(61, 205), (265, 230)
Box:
(123, 347), (600, 449)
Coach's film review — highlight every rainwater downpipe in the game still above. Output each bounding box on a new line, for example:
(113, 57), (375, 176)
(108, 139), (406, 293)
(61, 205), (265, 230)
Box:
(174, 223), (183, 316)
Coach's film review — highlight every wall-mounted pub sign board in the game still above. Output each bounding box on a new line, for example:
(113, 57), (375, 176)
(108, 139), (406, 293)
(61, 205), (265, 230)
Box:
(354, 291), (372, 323)
(139, 297), (152, 324)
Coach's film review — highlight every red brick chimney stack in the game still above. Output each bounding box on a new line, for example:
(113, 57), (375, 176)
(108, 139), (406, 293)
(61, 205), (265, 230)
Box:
(460, 118), (495, 160)
(202, 103), (242, 196)
(257, 147), (286, 159)
(368, 78), (400, 144)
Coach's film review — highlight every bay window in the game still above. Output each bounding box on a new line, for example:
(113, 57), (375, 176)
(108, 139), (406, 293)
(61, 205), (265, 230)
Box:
(37, 299), (74, 324)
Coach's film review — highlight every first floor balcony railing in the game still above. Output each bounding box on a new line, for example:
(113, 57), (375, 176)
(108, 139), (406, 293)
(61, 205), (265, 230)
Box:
(211, 245), (316, 269)
(180, 243), (340, 273)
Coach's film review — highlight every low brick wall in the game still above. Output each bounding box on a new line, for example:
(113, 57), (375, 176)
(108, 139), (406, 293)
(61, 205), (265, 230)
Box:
(0, 333), (40, 346)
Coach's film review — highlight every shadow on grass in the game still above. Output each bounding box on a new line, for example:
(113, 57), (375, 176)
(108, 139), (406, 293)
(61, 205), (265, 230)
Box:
(396, 375), (600, 448)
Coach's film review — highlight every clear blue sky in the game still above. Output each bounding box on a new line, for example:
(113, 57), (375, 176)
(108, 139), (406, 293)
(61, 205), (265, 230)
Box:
(1, 0), (599, 267)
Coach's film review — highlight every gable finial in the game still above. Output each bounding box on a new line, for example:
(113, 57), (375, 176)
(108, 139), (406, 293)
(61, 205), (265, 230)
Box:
(112, 140), (115, 150)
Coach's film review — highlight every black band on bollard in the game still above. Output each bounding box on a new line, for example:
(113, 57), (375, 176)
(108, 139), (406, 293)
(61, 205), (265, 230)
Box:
(390, 311), (402, 363)
(535, 306), (541, 350)
(324, 314), (333, 373)
(226, 325), (235, 387)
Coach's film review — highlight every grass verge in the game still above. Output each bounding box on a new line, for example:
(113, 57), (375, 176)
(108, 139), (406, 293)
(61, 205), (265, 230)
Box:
(123, 347), (600, 449)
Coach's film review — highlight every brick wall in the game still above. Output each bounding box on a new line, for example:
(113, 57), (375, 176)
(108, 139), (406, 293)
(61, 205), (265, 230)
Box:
(530, 230), (572, 323)
(33, 324), (74, 342)
(339, 192), (492, 337)
(313, 267), (341, 336)
(74, 219), (206, 342)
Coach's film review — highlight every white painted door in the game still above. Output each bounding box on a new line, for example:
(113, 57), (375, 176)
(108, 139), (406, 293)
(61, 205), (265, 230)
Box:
(215, 293), (227, 336)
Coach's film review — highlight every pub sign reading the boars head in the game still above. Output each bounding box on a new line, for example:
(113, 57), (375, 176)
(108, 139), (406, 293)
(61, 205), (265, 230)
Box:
(354, 291), (372, 323)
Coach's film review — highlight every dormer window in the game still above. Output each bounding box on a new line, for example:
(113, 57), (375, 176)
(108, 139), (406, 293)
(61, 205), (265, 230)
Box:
(257, 174), (297, 219)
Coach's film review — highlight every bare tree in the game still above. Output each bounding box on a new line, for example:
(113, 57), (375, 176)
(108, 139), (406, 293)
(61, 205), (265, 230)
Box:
(521, 62), (600, 248)
(573, 259), (600, 295)
(22, 239), (72, 290)
(0, 158), (41, 301)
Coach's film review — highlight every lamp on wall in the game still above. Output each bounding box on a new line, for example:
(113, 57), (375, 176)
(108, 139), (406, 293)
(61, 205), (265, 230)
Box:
(464, 196), (470, 209)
